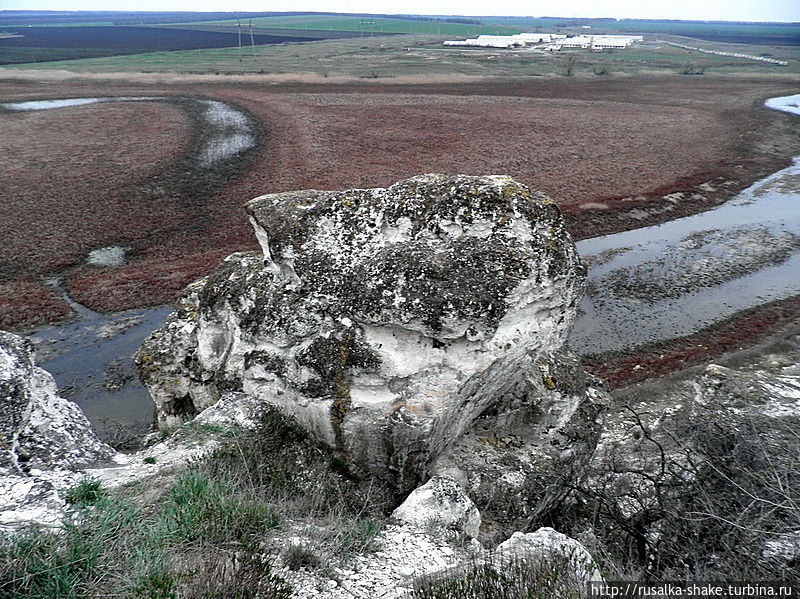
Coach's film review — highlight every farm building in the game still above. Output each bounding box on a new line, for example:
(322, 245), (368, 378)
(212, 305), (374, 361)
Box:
(511, 33), (553, 43)
(443, 32), (561, 48)
(442, 32), (640, 50)
(590, 35), (644, 48)
(555, 35), (593, 48)
(550, 34), (643, 50)
(443, 35), (523, 48)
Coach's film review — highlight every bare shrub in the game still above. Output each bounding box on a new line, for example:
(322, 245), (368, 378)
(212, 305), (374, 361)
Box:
(282, 543), (323, 571)
(563, 55), (578, 76)
(563, 401), (800, 579)
(679, 63), (705, 75)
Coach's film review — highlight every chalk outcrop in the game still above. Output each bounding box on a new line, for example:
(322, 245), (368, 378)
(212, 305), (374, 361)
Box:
(495, 528), (603, 583)
(137, 174), (608, 514)
(391, 475), (481, 538)
(0, 331), (114, 528)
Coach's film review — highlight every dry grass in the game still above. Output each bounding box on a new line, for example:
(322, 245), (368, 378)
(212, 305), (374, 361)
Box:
(0, 406), (391, 598)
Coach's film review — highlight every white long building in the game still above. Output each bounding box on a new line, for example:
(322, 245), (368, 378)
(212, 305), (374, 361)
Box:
(443, 33), (565, 48)
(552, 35), (643, 49)
(444, 33), (642, 50)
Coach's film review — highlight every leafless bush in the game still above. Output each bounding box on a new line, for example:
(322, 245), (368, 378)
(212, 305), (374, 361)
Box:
(410, 553), (582, 599)
(563, 402), (800, 579)
(679, 63), (705, 75)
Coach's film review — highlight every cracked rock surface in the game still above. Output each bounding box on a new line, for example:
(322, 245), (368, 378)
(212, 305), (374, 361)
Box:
(137, 174), (608, 515)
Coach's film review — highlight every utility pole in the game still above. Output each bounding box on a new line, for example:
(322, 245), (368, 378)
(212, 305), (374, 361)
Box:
(359, 19), (375, 37)
(237, 18), (242, 61)
(249, 18), (256, 58)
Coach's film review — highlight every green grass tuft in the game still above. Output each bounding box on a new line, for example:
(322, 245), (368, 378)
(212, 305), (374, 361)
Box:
(64, 477), (107, 507)
(159, 470), (282, 544)
(0, 404), (391, 598)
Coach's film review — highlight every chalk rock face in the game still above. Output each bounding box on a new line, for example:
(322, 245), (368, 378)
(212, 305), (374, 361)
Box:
(434, 350), (608, 533)
(0, 331), (114, 528)
(137, 174), (603, 497)
(391, 475), (481, 538)
(495, 528), (603, 583)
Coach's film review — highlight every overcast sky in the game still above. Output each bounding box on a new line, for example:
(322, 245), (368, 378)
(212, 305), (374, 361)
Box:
(3, 0), (799, 22)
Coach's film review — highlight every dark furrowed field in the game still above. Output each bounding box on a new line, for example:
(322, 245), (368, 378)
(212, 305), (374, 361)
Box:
(0, 24), (387, 65)
(152, 24), (382, 40)
(0, 47), (138, 64)
(1, 75), (799, 337)
(0, 10), (329, 27)
(0, 26), (316, 51)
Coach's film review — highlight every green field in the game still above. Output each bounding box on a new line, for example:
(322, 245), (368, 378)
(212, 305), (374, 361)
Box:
(3, 34), (797, 78)
(482, 17), (800, 42)
(3, 13), (798, 44)
(166, 15), (519, 37)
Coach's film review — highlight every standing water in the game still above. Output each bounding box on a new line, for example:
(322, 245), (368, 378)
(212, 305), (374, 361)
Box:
(570, 94), (800, 355)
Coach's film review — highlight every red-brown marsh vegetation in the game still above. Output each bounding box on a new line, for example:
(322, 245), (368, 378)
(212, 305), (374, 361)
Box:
(2, 75), (799, 378)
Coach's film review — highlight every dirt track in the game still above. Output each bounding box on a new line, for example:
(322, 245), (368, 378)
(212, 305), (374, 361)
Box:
(2, 75), (799, 357)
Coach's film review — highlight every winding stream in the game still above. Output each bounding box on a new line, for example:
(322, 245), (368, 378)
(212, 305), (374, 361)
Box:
(571, 94), (800, 355)
(2, 96), (258, 165)
(12, 93), (800, 438)
(2, 95), (259, 439)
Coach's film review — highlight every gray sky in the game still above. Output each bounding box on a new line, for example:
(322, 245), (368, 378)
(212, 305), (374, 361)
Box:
(2, 0), (799, 22)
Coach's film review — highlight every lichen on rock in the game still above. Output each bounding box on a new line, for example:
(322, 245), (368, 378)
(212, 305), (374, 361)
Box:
(137, 174), (607, 524)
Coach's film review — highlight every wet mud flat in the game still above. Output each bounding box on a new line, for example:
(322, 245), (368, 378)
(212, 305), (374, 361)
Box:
(12, 88), (800, 437)
(3, 95), (262, 442)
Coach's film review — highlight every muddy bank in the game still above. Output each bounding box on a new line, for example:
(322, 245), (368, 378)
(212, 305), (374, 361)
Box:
(0, 94), (262, 330)
(583, 293), (800, 387)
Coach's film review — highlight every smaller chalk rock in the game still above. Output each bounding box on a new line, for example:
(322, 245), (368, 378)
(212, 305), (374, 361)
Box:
(1, 331), (113, 473)
(391, 475), (481, 538)
(495, 528), (603, 583)
(0, 330), (114, 529)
